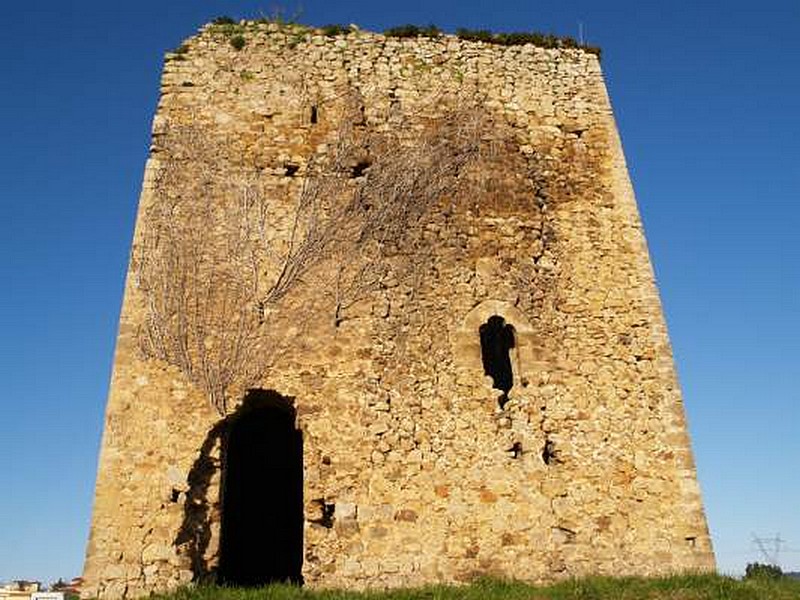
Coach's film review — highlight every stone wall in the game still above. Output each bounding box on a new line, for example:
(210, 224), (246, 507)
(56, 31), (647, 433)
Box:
(82, 22), (715, 599)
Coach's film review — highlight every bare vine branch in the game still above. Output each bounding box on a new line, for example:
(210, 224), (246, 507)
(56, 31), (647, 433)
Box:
(134, 92), (514, 415)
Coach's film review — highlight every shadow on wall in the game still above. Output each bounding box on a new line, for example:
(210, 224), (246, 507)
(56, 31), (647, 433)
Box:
(174, 419), (226, 582)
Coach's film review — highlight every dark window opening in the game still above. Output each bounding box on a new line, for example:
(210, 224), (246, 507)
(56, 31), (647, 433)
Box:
(284, 163), (300, 177)
(170, 488), (180, 503)
(355, 105), (366, 125)
(309, 499), (335, 528)
(310, 105), (318, 124)
(479, 315), (515, 408)
(542, 438), (559, 466)
(508, 442), (523, 459)
(351, 160), (370, 178)
(218, 390), (304, 586)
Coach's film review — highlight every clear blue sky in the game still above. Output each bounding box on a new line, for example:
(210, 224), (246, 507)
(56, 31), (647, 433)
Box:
(1, 0), (798, 585)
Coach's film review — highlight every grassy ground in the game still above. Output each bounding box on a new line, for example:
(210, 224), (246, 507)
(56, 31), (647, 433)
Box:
(151, 575), (800, 600)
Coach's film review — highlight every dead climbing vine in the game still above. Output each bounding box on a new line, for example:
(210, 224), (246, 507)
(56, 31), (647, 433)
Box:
(134, 91), (510, 416)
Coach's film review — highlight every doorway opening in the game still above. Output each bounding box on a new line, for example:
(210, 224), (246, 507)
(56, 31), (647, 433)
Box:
(218, 390), (304, 586)
(479, 315), (515, 408)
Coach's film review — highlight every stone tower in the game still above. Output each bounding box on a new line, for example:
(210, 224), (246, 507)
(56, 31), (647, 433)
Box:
(82, 21), (715, 599)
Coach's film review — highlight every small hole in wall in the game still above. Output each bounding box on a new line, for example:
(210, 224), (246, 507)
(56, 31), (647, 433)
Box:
(170, 488), (180, 503)
(685, 536), (697, 548)
(355, 105), (366, 125)
(284, 163), (300, 177)
(351, 160), (370, 178)
(552, 526), (576, 544)
(310, 105), (318, 124)
(310, 499), (335, 528)
(321, 455), (331, 466)
(542, 439), (559, 465)
(256, 300), (266, 325)
(508, 442), (523, 459)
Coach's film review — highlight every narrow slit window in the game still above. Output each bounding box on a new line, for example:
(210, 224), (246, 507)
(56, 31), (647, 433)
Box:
(479, 315), (515, 405)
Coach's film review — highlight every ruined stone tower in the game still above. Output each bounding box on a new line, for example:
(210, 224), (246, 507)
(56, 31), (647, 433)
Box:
(83, 21), (715, 599)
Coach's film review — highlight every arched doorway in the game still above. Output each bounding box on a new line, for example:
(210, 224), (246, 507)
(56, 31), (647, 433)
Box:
(218, 390), (304, 585)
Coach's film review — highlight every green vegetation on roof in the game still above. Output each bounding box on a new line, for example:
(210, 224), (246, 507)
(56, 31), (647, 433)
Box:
(379, 24), (601, 57)
(455, 28), (601, 57)
(320, 24), (351, 37)
(383, 24), (442, 39)
(196, 17), (602, 59)
(229, 35), (246, 51)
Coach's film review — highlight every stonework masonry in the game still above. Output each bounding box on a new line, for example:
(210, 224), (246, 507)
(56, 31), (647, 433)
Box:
(82, 21), (715, 599)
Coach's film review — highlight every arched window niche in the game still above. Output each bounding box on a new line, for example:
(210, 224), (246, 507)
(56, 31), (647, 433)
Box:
(479, 315), (516, 406)
(453, 300), (541, 408)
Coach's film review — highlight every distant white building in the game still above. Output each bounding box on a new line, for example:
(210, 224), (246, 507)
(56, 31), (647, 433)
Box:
(0, 581), (77, 600)
(0, 581), (41, 600)
(31, 593), (65, 600)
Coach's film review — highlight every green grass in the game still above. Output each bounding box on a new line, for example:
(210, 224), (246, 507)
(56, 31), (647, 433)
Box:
(150, 574), (800, 600)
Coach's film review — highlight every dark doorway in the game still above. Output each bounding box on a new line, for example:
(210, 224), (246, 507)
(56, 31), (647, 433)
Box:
(479, 315), (515, 407)
(218, 390), (304, 586)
